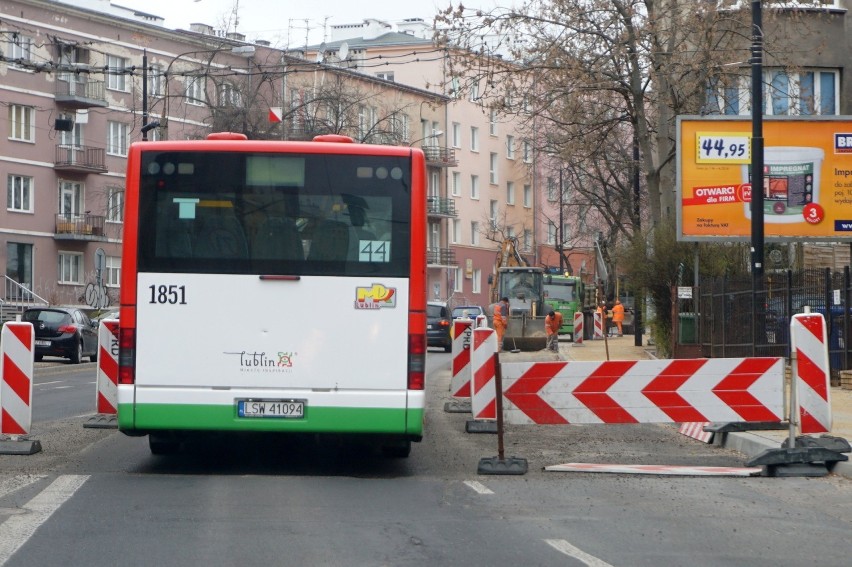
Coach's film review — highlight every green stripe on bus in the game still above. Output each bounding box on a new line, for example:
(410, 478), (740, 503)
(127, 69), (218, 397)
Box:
(118, 403), (424, 435)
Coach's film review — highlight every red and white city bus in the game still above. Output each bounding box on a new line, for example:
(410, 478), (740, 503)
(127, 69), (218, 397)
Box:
(117, 132), (427, 457)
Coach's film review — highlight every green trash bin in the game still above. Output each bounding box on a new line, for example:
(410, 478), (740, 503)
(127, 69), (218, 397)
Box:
(678, 313), (696, 344)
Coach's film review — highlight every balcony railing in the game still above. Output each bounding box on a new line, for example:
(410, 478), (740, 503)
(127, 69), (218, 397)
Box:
(54, 145), (107, 173)
(427, 247), (456, 266)
(427, 197), (458, 218)
(422, 146), (458, 167)
(54, 213), (107, 240)
(55, 77), (108, 108)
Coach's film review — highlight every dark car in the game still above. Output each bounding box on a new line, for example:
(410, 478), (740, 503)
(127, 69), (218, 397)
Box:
(22, 306), (99, 363)
(427, 301), (452, 352)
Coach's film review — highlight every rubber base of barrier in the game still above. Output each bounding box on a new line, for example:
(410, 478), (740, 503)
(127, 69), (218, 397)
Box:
(0, 439), (42, 455)
(466, 420), (498, 434)
(83, 414), (118, 429)
(765, 463), (829, 478)
(444, 400), (471, 414)
(478, 456), (528, 475)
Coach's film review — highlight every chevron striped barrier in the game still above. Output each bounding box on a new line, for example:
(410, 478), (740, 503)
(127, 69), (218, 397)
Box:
(466, 327), (498, 433)
(573, 312), (584, 346)
(500, 358), (784, 425)
(85, 319), (119, 429)
(790, 313), (831, 434)
(679, 422), (714, 443)
(0, 322), (41, 455)
(593, 312), (604, 340)
(450, 319), (474, 398)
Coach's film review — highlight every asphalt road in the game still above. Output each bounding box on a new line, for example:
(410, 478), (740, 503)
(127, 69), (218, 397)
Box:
(1, 351), (851, 566)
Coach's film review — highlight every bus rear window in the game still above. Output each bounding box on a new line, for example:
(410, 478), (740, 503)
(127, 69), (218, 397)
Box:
(136, 151), (412, 277)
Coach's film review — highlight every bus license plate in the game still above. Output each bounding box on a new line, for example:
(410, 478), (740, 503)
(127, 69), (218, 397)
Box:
(238, 399), (304, 418)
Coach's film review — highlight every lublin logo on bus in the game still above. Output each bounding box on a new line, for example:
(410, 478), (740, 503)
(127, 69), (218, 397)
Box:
(223, 350), (297, 373)
(354, 284), (397, 309)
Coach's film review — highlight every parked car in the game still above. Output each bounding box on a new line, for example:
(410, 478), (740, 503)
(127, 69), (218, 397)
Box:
(451, 305), (486, 321)
(426, 301), (452, 352)
(22, 306), (99, 363)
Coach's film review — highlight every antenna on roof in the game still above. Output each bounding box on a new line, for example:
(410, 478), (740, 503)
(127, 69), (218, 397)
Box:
(337, 41), (349, 61)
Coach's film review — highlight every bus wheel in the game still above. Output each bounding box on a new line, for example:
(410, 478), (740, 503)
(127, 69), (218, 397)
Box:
(381, 440), (411, 458)
(149, 434), (181, 455)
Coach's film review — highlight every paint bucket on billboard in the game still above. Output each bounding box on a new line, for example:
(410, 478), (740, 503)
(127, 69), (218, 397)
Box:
(742, 146), (824, 223)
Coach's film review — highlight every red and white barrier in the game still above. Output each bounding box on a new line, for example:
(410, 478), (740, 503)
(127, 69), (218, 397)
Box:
(96, 319), (120, 415)
(500, 358), (785, 425)
(450, 318), (474, 398)
(593, 312), (604, 339)
(790, 313), (832, 434)
(1, 322), (35, 437)
(573, 312), (584, 345)
(678, 422), (714, 443)
(470, 327), (498, 420)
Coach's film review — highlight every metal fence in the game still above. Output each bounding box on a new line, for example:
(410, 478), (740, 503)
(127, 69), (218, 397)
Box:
(694, 267), (852, 380)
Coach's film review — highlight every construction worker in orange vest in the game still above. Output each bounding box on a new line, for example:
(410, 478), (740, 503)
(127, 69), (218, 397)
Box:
(612, 299), (625, 337)
(493, 296), (509, 351)
(546, 309), (563, 352)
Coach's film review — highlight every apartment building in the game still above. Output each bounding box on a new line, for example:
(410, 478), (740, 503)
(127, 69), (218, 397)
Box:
(305, 18), (540, 308)
(1, 0), (445, 317)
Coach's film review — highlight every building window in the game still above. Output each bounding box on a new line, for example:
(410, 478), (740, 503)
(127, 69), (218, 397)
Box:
(107, 55), (129, 92)
(185, 76), (206, 105)
(148, 64), (164, 97)
(470, 127), (479, 152)
(470, 175), (480, 200)
(470, 81), (480, 102)
(523, 184), (532, 208)
(59, 181), (83, 216)
(707, 69), (839, 116)
(489, 153), (498, 184)
(107, 122), (129, 156)
(375, 71), (394, 81)
(506, 135), (515, 159)
(452, 172), (461, 197)
(489, 199), (498, 230)
(523, 229), (532, 252)
(6, 34), (32, 67)
(523, 141), (532, 163)
(58, 252), (83, 284)
(506, 181), (515, 205)
(7, 174), (33, 213)
(452, 123), (462, 148)
(472, 268), (482, 293)
(453, 267), (463, 292)
(105, 255), (121, 287)
(489, 109), (498, 136)
(452, 219), (460, 244)
(218, 83), (242, 107)
(547, 177), (558, 202)
(107, 186), (124, 223)
(8, 105), (35, 142)
(471, 221), (480, 245)
(547, 221), (557, 245)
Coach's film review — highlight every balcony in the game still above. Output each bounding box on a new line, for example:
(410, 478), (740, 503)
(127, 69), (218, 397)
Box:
(422, 146), (458, 168)
(427, 197), (458, 218)
(427, 247), (456, 267)
(55, 77), (108, 109)
(54, 145), (107, 173)
(54, 213), (107, 241)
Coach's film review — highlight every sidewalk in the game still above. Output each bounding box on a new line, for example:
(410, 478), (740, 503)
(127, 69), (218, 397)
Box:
(500, 335), (852, 478)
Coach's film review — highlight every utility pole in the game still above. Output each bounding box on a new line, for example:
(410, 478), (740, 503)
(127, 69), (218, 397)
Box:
(751, 0), (765, 354)
(559, 168), (565, 274)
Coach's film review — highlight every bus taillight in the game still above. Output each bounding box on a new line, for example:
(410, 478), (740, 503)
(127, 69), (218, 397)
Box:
(118, 327), (137, 385)
(408, 332), (426, 390)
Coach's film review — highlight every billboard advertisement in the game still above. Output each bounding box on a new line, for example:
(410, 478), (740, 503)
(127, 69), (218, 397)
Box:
(677, 116), (852, 242)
